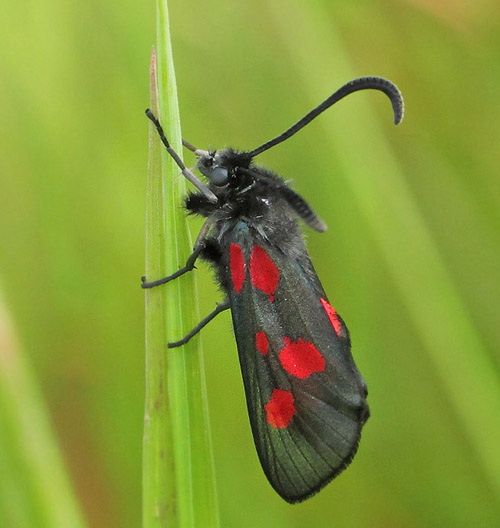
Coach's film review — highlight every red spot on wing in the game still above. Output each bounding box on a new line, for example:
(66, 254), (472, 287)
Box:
(229, 243), (245, 293)
(256, 331), (269, 356)
(279, 337), (326, 379)
(265, 389), (296, 428)
(250, 245), (279, 302)
(320, 298), (342, 337)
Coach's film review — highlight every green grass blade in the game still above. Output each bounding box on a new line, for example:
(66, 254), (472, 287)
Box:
(0, 293), (86, 528)
(143, 1), (219, 526)
(143, 49), (174, 528)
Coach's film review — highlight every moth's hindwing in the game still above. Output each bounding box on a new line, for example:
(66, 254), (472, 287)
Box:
(226, 222), (369, 503)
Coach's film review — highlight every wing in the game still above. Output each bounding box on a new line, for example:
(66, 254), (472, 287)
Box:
(225, 221), (369, 503)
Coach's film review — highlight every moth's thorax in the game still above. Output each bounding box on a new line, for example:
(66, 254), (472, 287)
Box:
(191, 148), (285, 222)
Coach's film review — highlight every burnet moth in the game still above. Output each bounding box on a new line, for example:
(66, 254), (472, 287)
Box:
(143, 76), (404, 503)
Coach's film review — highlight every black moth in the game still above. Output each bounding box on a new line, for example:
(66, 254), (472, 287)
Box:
(143, 77), (404, 503)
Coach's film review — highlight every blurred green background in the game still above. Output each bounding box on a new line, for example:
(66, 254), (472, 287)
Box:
(1, 0), (499, 526)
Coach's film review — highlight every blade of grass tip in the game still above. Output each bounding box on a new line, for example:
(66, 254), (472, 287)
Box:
(144, 1), (220, 526)
(0, 291), (86, 528)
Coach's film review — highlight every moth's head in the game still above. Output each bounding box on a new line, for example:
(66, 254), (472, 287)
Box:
(197, 149), (253, 187)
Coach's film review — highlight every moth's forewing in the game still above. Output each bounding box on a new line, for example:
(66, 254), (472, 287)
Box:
(225, 221), (369, 503)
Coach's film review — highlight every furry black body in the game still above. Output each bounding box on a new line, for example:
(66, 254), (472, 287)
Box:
(186, 149), (319, 291)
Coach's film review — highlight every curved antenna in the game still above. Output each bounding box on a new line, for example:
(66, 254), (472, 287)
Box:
(248, 76), (404, 158)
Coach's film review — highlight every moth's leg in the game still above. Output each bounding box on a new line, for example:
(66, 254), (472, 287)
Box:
(146, 109), (216, 202)
(168, 300), (230, 348)
(182, 138), (209, 157)
(142, 218), (214, 289)
(141, 246), (202, 289)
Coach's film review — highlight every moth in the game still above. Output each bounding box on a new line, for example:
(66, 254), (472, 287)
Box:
(143, 76), (404, 502)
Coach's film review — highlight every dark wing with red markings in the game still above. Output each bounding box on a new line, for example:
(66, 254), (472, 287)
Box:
(226, 222), (369, 503)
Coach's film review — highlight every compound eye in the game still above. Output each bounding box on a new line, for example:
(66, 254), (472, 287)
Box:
(208, 167), (228, 186)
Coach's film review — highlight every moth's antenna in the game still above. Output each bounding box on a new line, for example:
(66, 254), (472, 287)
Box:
(248, 76), (404, 158)
(146, 109), (217, 202)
